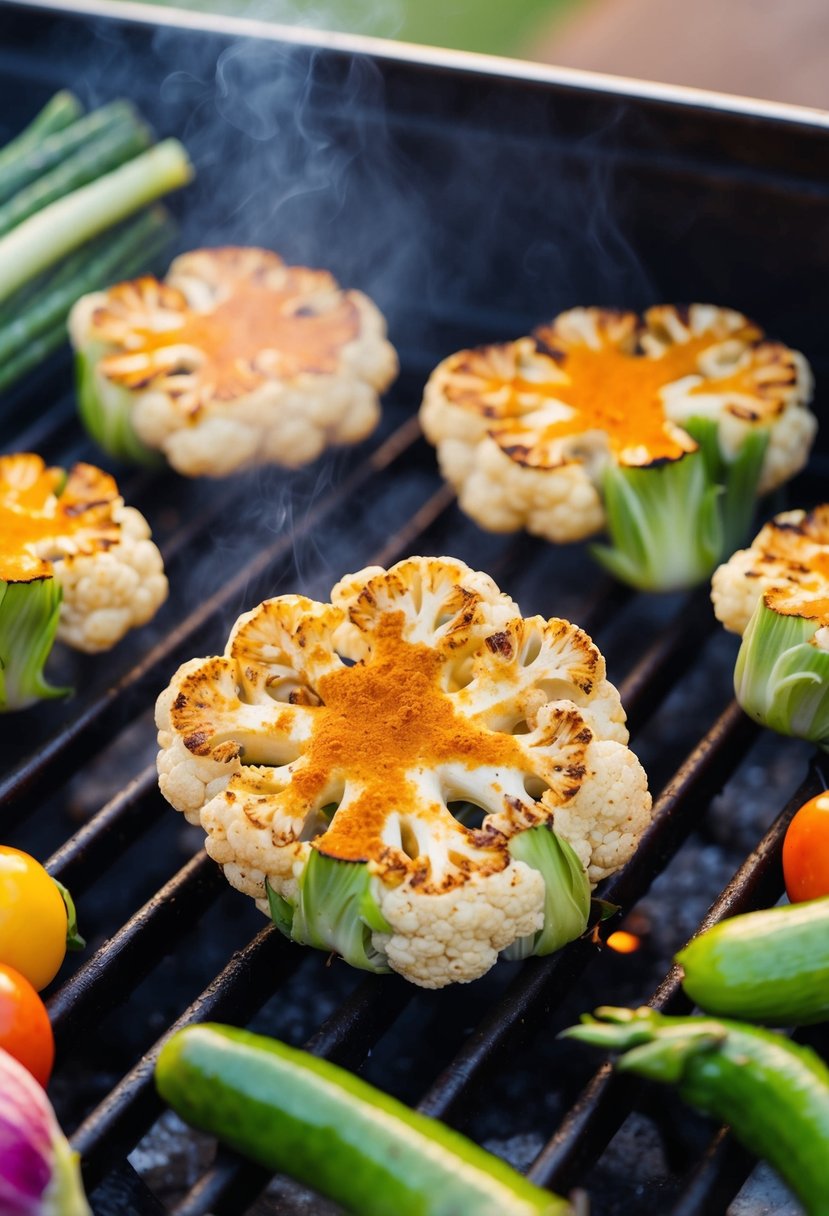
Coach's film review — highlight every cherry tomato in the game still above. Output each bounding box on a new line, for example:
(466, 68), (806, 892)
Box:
(0, 963), (54, 1086)
(782, 793), (829, 902)
(0, 846), (67, 990)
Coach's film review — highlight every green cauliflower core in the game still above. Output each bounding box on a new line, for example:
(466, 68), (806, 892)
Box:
(266, 825), (590, 975)
(0, 577), (68, 711)
(591, 416), (769, 593)
(735, 597), (829, 748)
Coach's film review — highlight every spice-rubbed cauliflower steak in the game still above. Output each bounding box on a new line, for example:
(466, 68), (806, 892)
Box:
(156, 556), (651, 988)
(712, 505), (829, 748)
(421, 305), (815, 592)
(70, 247), (399, 477)
(0, 453), (167, 710)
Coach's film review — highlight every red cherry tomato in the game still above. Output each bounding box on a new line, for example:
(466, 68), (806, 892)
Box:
(0, 963), (54, 1086)
(782, 793), (829, 902)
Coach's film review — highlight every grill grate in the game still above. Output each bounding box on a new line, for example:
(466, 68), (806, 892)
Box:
(2, 4), (829, 1213)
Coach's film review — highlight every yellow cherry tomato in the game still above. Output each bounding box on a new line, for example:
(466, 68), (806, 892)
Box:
(0, 846), (67, 990)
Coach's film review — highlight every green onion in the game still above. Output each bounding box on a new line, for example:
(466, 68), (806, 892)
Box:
(0, 117), (151, 238)
(0, 100), (140, 206)
(0, 92), (82, 178)
(0, 138), (192, 307)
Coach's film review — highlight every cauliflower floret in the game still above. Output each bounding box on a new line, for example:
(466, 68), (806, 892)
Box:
(712, 505), (829, 636)
(156, 556), (652, 987)
(420, 306), (815, 593)
(70, 247), (398, 478)
(56, 503), (167, 652)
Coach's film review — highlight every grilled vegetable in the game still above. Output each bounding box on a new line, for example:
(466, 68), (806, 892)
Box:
(0, 1045), (90, 1215)
(0, 965), (54, 1087)
(420, 306), (815, 591)
(70, 246), (399, 477)
(156, 1023), (572, 1216)
(563, 1006), (829, 1216)
(0, 848), (83, 990)
(711, 505), (829, 747)
(783, 794), (829, 901)
(156, 555), (651, 988)
(676, 898), (829, 1024)
(0, 453), (168, 710)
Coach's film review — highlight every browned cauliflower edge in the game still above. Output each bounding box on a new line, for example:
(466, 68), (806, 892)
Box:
(156, 556), (652, 987)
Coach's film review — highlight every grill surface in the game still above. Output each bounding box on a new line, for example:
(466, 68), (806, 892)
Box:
(2, 5), (829, 1213)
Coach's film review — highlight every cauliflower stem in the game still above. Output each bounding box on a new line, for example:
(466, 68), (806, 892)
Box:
(502, 826), (590, 960)
(0, 578), (68, 710)
(734, 598), (829, 748)
(591, 416), (769, 592)
(76, 347), (161, 466)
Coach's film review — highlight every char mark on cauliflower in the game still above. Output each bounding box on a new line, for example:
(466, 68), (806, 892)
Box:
(156, 556), (652, 987)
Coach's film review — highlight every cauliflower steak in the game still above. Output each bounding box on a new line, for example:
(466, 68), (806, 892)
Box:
(70, 247), (399, 477)
(0, 453), (167, 709)
(157, 557), (651, 987)
(421, 306), (815, 591)
(712, 506), (829, 748)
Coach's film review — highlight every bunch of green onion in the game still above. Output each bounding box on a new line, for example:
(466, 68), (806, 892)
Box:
(0, 90), (192, 395)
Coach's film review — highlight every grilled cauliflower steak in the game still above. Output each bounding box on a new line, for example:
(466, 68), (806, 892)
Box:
(421, 306), (815, 592)
(0, 453), (167, 710)
(712, 505), (829, 748)
(156, 556), (651, 988)
(70, 246), (399, 477)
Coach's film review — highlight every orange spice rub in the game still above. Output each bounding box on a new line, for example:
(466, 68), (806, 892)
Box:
(98, 270), (361, 395)
(288, 612), (530, 863)
(0, 456), (119, 583)
(768, 548), (829, 623)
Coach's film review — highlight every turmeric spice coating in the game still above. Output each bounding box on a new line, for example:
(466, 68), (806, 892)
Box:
(157, 557), (651, 987)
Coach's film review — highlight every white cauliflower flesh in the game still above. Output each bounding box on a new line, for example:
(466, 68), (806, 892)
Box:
(420, 305), (816, 593)
(69, 246), (399, 478)
(0, 453), (168, 710)
(711, 505), (829, 748)
(156, 556), (652, 988)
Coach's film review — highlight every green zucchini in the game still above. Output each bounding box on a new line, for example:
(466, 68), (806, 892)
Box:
(563, 1006), (829, 1216)
(155, 1024), (572, 1216)
(676, 897), (829, 1024)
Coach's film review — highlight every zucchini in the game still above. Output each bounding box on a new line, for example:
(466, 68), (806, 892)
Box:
(676, 897), (829, 1024)
(155, 1024), (571, 1216)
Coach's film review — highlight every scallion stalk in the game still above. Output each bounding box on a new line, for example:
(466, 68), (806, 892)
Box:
(0, 138), (192, 307)
(0, 91), (82, 177)
(0, 117), (151, 238)
(0, 99), (139, 205)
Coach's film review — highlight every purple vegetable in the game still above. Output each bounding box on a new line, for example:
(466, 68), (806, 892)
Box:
(0, 1048), (89, 1215)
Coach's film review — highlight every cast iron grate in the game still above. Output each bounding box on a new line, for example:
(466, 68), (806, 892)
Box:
(2, 5), (828, 1212)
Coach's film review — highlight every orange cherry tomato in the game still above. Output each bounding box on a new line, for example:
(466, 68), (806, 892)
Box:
(0, 963), (54, 1086)
(782, 793), (829, 902)
(0, 845), (67, 990)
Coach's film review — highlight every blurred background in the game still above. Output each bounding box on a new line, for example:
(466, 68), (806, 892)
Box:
(136, 0), (829, 110)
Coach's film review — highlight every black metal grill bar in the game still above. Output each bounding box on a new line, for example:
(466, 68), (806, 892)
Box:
(47, 852), (224, 1049)
(0, 413), (426, 823)
(526, 762), (826, 1194)
(415, 702), (757, 1125)
(667, 1130), (757, 1216)
(46, 765), (159, 888)
(72, 926), (295, 1189)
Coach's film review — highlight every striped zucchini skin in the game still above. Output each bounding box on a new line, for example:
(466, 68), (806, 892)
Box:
(156, 1024), (572, 1216)
(677, 898), (829, 1024)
